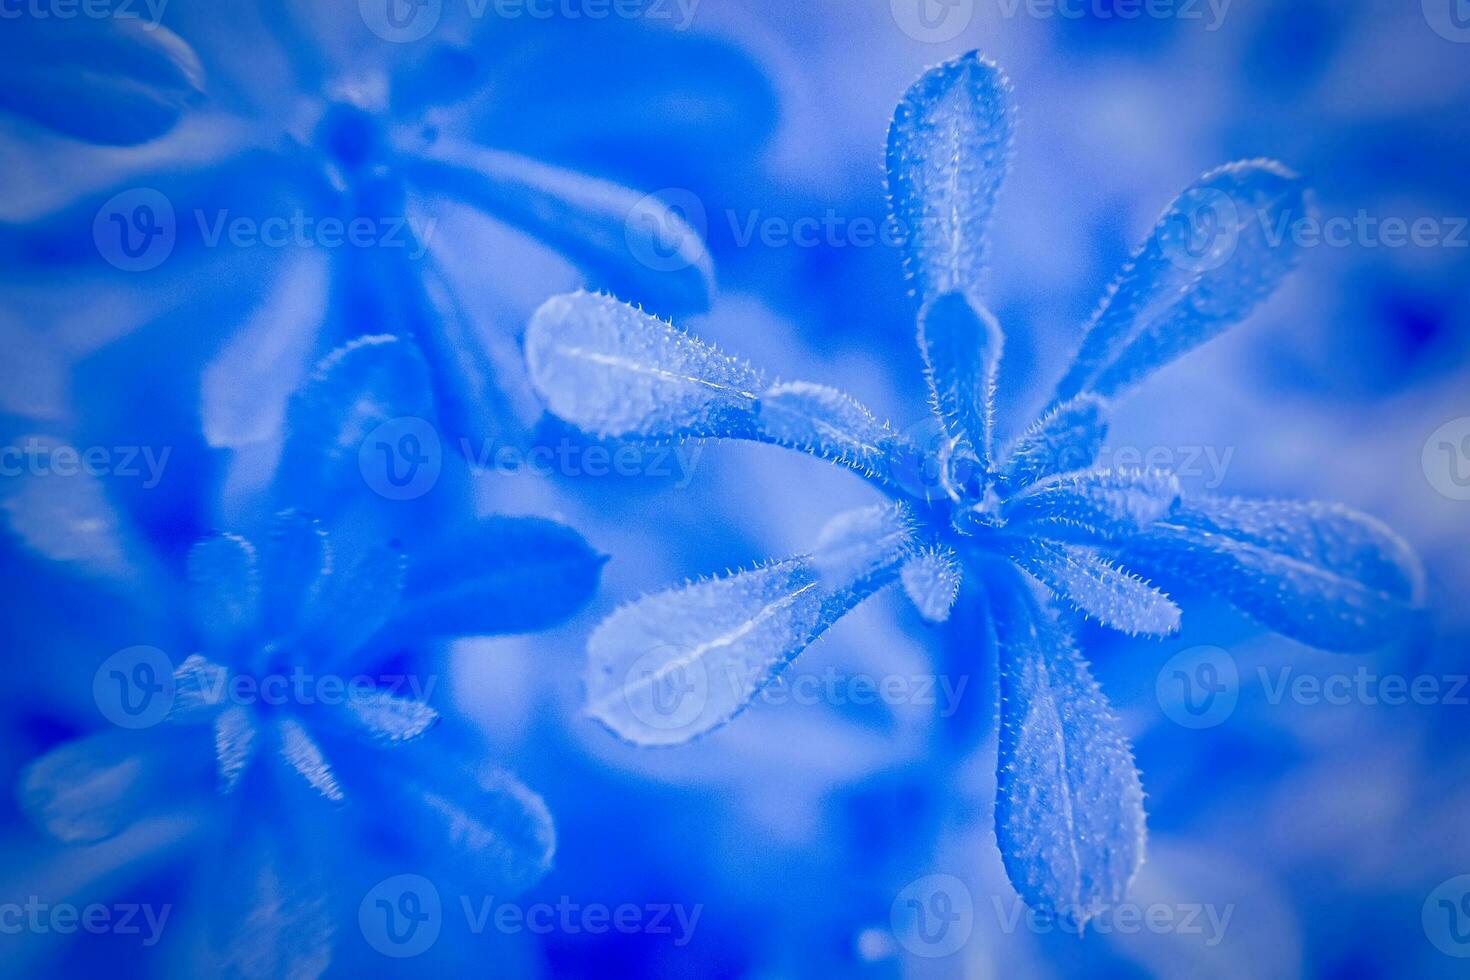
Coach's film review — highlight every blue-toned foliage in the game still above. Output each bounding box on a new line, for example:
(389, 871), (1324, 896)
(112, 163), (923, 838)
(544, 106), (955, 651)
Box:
(0, 9), (756, 467)
(525, 53), (1425, 927)
(4, 334), (603, 974)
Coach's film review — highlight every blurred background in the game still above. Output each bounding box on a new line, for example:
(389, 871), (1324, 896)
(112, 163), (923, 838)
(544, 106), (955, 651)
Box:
(2, 0), (1469, 976)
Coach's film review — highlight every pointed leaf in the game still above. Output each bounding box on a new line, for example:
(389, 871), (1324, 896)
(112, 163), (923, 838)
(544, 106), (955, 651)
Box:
(1126, 497), (1424, 650)
(999, 394), (1110, 492)
(993, 583), (1146, 929)
(918, 289), (1004, 468)
(406, 141), (713, 313)
(391, 516), (603, 638)
(1008, 539), (1180, 636)
(586, 504), (914, 746)
(901, 546), (963, 623)
(526, 291), (763, 440)
(1005, 468), (1181, 542)
(1055, 161), (1309, 401)
(886, 52), (1014, 301)
(0, 17), (204, 145)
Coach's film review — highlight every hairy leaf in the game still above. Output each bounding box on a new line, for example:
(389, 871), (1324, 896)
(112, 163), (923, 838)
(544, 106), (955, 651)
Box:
(757, 381), (915, 489)
(993, 582), (1146, 929)
(901, 546), (964, 623)
(1056, 161), (1308, 401)
(1008, 538), (1180, 636)
(526, 291), (763, 440)
(999, 394), (1110, 492)
(886, 51), (1014, 301)
(918, 289), (1004, 469)
(1127, 497), (1424, 650)
(1005, 469), (1181, 542)
(586, 504), (914, 746)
